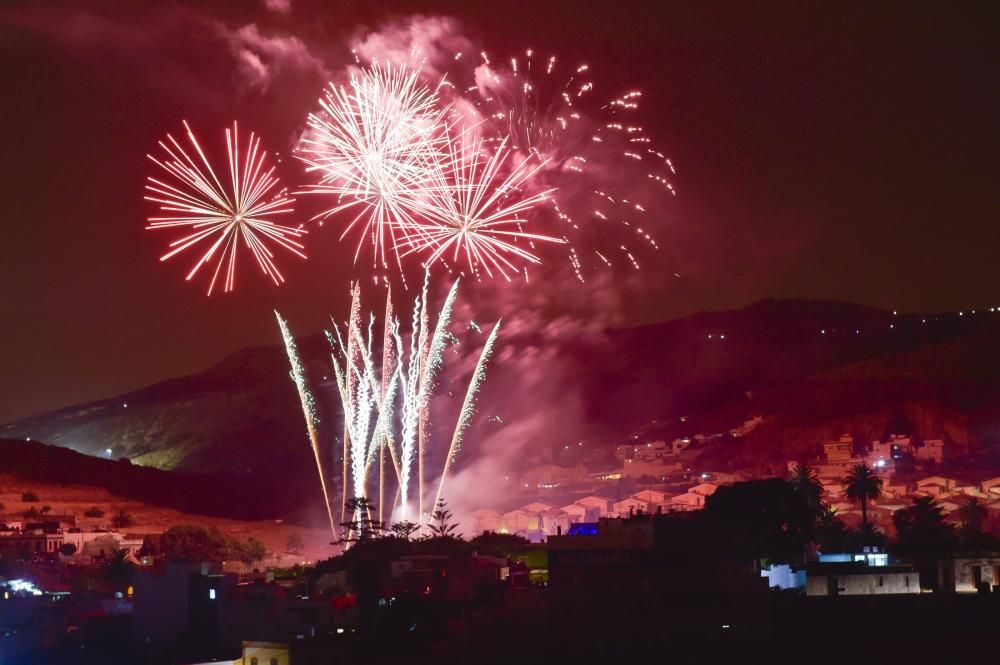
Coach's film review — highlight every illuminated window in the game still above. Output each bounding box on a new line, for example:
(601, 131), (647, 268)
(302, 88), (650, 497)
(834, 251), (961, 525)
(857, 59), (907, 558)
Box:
(209, 588), (216, 600)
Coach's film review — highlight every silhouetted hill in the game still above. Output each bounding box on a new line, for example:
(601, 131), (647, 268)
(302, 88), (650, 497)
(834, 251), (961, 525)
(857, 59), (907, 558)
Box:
(0, 438), (317, 522)
(3, 299), (998, 479)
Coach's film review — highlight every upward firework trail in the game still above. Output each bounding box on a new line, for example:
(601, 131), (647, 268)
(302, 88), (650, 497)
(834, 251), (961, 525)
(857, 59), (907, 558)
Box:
(275, 311), (337, 538)
(277, 274), (498, 536)
(297, 65), (450, 270)
(146, 121), (306, 295)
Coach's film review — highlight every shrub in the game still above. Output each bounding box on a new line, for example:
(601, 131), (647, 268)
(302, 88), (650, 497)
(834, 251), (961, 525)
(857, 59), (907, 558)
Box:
(21, 490), (39, 502)
(84, 506), (106, 518)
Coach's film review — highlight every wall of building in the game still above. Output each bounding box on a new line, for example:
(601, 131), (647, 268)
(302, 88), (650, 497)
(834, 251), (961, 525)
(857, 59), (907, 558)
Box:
(807, 572), (918, 596)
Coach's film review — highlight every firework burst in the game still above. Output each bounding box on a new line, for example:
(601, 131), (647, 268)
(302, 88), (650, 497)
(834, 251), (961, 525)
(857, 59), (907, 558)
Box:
(399, 128), (562, 280)
(297, 65), (450, 270)
(145, 121), (305, 295)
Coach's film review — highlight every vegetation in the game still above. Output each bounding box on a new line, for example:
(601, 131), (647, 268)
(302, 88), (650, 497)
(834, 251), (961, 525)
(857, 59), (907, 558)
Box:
(893, 496), (954, 552)
(339, 497), (385, 543)
(40, 505), (52, 515)
(390, 520), (420, 541)
(21, 490), (39, 502)
(286, 532), (304, 554)
(429, 499), (459, 538)
(84, 506), (106, 518)
(59, 542), (77, 556)
(111, 509), (135, 529)
(157, 523), (267, 564)
(843, 463), (882, 529)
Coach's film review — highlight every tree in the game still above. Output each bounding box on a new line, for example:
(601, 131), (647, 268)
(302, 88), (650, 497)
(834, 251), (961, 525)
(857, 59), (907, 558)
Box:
(286, 532), (304, 554)
(0, 501), (5, 514)
(23, 506), (40, 519)
(390, 520), (420, 541)
(843, 464), (882, 529)
(59, 543), (78, 556)
(957, 497), (988, 535)
(84, 506), (105, 518)
(40, 505), (52, 516)
(893, 496), (954, 552)
(159, 524), (233, 562)
(105, 548), (135, 589)
(21, 490), (39, 502)
(815, 508), (850, 552)
(111, 510), (134, 529)
(340, 498), (384, 544)
(429, 499), (459, 538)
(789, 463), (825, 518)
(469, 530), (530, 556)
(241, 538), (267, 567)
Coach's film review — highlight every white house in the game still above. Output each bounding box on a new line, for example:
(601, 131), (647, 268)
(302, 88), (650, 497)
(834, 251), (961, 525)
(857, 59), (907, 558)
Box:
(915, 439), (945, 463)
(664, 492), (706, 512)
(575, 496), (613, 517)
(916, 476), (957, 496)
(631, 489), (667, 510)
(806, 563), (919, 596)
(470, 509), (504, 534)
(612, 497), (649, 518)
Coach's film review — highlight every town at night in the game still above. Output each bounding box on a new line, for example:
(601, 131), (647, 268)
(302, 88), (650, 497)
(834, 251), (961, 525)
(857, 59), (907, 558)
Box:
(1, 1), (998, 663)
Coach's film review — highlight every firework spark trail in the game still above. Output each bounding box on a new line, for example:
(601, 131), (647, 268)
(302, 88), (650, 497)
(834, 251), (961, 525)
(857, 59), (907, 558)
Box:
(397, 128), (563, 280)
(275, 311), (337, 538)
(433, 318), (501, 510)
(437, 49), (677, 279)
(297, 65), (451, 270)
(146, 121), (305, 295)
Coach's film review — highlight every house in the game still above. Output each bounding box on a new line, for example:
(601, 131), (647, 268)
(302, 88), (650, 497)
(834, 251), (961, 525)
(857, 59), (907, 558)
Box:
(915, 439), (945, 463)
(670, 437), (693, 455)
(612, 497), (649, 518)
(824, 434), (855, 463)
(503, 510), (541, 534)
(664, 492), (706, 512)
(980, 477), (1000, 497)
(688, 483), (719, 498)
(520, 502), (554, 514)
(541, 508), (570, 536)
(470, 508), (504, 534)
(560, 502), (600, 524)
(634, 440), (669, 462)
(881, 482), (910, 500)
(806, 562), (919, 596)
(631, 489), (667, 508)
(575, 496), (612, 517)
(916, 476), (957, 496)
(937, 553), (1000, 593)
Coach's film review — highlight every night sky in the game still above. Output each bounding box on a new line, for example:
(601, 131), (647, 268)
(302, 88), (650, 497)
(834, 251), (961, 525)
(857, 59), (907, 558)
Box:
(0, 1), (996, 423)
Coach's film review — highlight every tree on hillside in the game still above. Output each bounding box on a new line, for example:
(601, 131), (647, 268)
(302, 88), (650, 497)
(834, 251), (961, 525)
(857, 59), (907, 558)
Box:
(59, 543), (77, 556)
(111, 510), (134, 529)
(390, 520), (420, 541)
(286, 532), (304, 554)
(893, 496), (954, 552)
(21, 490), (39, 502)
(429, 499), (459, 538)
(40, 505), (52, 516)
(84, 506), (105, 518)
(0, 502), (5, 514)
(241, 538), (267, 567)
(340, 498), (384, 544)
(843, 464), (882, 529)
(159, 524), (233, 562)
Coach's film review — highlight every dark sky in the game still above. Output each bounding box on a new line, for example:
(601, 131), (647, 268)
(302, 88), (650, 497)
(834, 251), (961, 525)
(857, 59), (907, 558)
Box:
(0, 0), (997, 423)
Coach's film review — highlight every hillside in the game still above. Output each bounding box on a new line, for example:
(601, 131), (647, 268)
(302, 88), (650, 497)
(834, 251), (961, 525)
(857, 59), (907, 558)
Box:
(3, 299), (999, 482)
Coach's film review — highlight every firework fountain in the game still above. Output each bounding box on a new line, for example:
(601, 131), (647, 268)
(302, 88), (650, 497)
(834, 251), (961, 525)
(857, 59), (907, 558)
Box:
(277, 275), (499, 538)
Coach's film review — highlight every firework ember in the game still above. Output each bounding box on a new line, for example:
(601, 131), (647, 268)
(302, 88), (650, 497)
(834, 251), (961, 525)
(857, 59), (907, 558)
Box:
(145, 121), (305, 295)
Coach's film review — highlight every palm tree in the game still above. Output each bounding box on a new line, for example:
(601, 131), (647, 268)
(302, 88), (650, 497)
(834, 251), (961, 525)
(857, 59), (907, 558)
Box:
(957, 497), (988, 536)
(789, 463), (826, 516)
(843, 463), (882, 529)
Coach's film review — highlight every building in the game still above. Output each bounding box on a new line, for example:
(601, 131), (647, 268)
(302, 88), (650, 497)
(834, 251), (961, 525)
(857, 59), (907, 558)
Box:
(574, 496), (612, 517)
(469, 509), (504, 534)
(0, 529), (63, 556)
(937, 553), (1000, 593)
(664, 492), (707, 512)
(805, 562), (919, 596)
(915, 439), (945, 463)
(612, 497), (649, 518)
(824, 434), (855, 463)
(916, 476), (958, 497)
